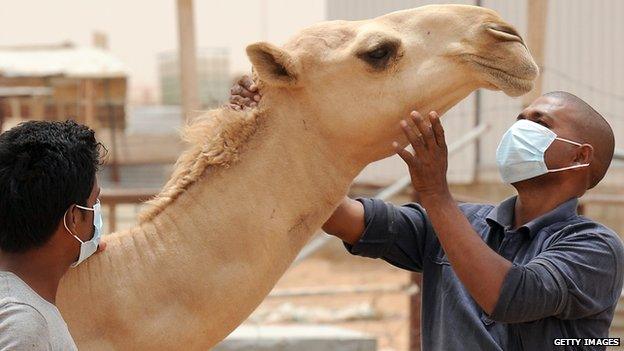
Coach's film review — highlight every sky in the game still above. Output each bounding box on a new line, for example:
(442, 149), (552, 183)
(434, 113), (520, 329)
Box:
(0, 0), (325, 102)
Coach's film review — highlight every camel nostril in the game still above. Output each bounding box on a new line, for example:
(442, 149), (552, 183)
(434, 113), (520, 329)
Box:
(486, 24), (524, 44)
(489, 24), (520, 37)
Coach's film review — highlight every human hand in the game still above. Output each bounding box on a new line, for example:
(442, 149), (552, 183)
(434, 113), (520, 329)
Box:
(228, 75), (261, 110)
(96, 240), (107, 254)
(393, 111), (451, 200)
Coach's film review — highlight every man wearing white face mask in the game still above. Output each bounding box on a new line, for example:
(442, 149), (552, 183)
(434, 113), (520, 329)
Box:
(329, 91), (623, 350)
(0, 121), (106, 350)
(230, 82), (624, 350)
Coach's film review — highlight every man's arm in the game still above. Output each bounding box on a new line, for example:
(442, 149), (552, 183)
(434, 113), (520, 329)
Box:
(419, 193), (512, 314)
(324, 196), (433, 272)
(322, 196), (365, 244)
(0, 302), (52, 351)
(394, 111), (512, 314)
(489, 229), (624, 322)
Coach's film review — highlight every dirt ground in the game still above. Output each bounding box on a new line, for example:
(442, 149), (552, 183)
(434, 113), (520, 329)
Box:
(249, 239), (414, 351)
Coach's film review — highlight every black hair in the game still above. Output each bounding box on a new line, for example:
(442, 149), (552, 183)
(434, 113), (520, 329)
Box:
(0, 120), (105, 253)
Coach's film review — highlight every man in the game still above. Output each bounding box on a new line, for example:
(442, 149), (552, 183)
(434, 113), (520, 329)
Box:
(0, 121), (106, 350)
(232, 81), (624, 350)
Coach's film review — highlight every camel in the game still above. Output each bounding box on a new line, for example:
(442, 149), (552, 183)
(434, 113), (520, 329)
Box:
(55, 5), (537, 350)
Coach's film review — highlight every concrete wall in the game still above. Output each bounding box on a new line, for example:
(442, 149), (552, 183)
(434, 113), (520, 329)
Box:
(213, 325), (377, 351)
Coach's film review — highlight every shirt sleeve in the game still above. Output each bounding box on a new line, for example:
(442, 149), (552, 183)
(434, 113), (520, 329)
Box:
(490, 228), (624, 323)
(343, 197), (431, 272)
(0, 302), (52, 351)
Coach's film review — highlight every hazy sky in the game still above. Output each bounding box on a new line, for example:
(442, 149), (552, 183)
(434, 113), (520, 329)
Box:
(0, 0), (325, 101)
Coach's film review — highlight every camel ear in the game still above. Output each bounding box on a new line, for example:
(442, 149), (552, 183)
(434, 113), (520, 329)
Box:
(246, 42), (300, 87)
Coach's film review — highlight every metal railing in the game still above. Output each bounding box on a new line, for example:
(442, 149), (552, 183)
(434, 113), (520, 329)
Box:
(614, 149), (624, 161)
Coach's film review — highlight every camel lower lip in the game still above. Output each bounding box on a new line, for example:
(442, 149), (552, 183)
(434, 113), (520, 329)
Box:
(463, 54), (537, 84)
(476, 62), (535, 82)
(474, 62), (535, 94)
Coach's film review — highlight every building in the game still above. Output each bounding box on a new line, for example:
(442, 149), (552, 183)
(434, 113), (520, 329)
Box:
(0, 42), (128, 131)
(158, 48), (230, 108)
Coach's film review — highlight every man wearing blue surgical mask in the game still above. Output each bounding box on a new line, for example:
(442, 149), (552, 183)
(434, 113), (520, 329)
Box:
(0, 121), (106, 350)
(230, 83), (624, 350)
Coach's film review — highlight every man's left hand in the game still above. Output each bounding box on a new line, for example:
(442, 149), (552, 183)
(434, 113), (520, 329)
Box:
(393, 111), (451, 199)
(228, 75), (261, 110)
(96, 241), (107, 253)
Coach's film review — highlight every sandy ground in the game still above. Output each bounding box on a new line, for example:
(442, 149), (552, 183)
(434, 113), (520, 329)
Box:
(254, 242), (414, 351)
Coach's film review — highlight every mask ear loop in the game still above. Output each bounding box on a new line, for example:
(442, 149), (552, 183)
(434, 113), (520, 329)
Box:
(547, 163), (590, 173)
(63, 208), (86, 244)
(548, 138), (591, 172)
(555, 137), (583, 147)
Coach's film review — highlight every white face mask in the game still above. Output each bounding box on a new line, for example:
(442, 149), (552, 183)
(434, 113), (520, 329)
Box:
(63, 199), (103, 267)
(496, 119), (590, 184)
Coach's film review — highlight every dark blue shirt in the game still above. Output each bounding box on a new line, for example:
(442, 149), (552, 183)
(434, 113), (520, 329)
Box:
(345, 196), (624, 351)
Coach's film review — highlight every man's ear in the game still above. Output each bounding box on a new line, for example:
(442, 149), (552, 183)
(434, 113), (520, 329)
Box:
(246, 42), (300, 87)
(576, 143), (594, 164)
(70, 205), (84, 224)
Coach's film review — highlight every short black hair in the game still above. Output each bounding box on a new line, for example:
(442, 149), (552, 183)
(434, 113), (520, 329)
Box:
(0, 121), (105, 253)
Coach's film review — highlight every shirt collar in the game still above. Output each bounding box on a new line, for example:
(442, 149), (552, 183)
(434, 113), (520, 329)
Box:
(485, 195), (579, 238)
(485, 196), (516, 231)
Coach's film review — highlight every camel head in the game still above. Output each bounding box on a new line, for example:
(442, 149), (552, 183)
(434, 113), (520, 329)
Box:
(246, 4), (538, 164)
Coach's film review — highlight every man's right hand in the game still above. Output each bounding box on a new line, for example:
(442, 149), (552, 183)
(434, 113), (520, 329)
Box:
(228, 75), (261, 110)
(322, 196), (366, 245)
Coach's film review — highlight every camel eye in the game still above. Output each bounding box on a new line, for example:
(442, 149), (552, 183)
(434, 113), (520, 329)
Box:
(368, 48), (389, 60)
(357, 41), (399, 70)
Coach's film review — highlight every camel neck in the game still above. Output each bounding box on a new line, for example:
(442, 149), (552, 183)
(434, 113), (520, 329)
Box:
(149, 94), (359, 243)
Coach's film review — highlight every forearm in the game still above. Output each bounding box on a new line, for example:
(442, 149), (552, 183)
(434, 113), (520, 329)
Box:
(322, 197), (365, 245)
(421, 192), (512, 314)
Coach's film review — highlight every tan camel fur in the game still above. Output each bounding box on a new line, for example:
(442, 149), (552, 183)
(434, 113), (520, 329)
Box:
(55, 5), (537, 350)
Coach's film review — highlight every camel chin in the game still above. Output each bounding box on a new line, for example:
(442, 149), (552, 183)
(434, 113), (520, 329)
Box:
(475, 61), (538, 97)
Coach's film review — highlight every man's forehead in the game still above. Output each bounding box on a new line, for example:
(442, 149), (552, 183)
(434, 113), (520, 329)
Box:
(523, 95), (577, 121)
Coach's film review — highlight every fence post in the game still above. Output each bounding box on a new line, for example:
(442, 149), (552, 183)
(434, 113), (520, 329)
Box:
(409, 272), (422, 351)
(409, 189), (422, 351)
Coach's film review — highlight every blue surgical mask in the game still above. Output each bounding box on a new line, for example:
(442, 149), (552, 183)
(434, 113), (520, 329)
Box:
(496, 119), (590, 184)
(63, 199), (103, 267)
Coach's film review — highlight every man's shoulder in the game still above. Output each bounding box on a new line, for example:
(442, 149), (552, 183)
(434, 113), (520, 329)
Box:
(0, 300), (52, 349)
(0, 300), (48, 325)
(457, 202), (495, 220)
(0, 272), (52, 311)
(560, 216), (624, 256)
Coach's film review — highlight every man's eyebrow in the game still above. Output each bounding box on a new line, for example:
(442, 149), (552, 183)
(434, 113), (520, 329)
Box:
(515, 110), (555, 122)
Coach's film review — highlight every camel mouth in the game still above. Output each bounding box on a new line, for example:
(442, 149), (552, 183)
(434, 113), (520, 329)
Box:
(465, 54), (538, 96)
(478, 62), (536, 95)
